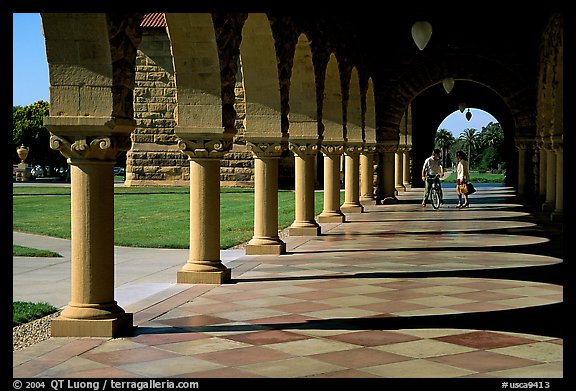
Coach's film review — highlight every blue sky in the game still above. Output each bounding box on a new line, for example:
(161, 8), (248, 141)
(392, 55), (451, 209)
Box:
(12, 13), (497, 138)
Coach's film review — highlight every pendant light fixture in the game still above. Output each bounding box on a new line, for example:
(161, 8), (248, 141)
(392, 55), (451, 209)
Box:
(442, 78), (455, 94)
(465, 108), (472, 121)
(458, 102), (466, 113)
(411, 21), (433, 51)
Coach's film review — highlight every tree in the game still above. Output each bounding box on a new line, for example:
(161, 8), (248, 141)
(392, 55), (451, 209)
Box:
(12, 101), (66, 168)
(458, 128), (478, 167)
(435, 128), (455, 168)
(477, 122), (504, 171)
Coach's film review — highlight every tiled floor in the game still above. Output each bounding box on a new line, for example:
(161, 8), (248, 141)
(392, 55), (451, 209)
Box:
(13, 184), (565, 383)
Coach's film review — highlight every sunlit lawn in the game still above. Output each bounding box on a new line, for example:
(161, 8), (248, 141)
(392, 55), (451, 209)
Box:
(13, 186), (340, 249)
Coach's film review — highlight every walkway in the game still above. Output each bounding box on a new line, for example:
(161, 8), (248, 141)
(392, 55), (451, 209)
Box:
(13, 184), (565, 383)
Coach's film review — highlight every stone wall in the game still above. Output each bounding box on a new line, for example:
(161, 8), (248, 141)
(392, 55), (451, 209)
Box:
(126, 28), (260, 187)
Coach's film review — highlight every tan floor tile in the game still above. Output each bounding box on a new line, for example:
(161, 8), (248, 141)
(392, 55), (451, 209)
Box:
(374, 339), (477, 358)
(404, 295), (477, 307)
(156, 337), (251, 355)
(490, 342), (564, 363)
(119, 356), (223, 377)
(393, 328), (476, 339)
(34, 357), (108, 378)
(303, 307), (380, 319)
(216, 307), (289, 321)
(318, 294), (384, 307)
(266, 338), (358, 356)
(360, 358), (477, 378)
(239, 356), (346, 378)
(488, 363), (563, 378)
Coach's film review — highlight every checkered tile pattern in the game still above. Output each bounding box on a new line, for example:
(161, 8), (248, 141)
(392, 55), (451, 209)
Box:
(13, 186), (563, 379)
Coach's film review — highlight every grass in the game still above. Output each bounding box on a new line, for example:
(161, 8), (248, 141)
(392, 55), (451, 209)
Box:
(443, 171), (505, 183)
(13, 301), (60, 326)
(13, 186), (341, 249)
(13, 245), (61, 257)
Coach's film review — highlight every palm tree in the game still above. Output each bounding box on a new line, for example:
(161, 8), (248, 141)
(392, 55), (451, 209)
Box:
(459, 128), (478, 167)
(435, 129), (455, 168)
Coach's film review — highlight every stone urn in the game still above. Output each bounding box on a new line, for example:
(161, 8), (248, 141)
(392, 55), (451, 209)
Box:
(17, 144), (29, 163)
(16, 144), (31, 181)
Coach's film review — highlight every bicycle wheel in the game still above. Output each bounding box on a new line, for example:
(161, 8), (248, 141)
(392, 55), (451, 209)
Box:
(431, 188), (441, 209)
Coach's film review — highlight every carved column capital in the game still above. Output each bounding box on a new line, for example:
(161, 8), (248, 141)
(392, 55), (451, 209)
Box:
(376, 141), (399, 153)
(288, 142), (320, 157)
(514, 137), (534, 151)
(320, 144), (345, 156)
(50, 134), (131, 162)
(177, 138), (233, 159)
(247, 142), (286, 157)
(345, 144), (364, 155)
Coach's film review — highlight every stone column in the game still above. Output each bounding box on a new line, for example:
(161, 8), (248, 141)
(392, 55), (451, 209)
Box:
(318, 145), (346, 223)
(537, 139), (547, 205)
(341, 146), (364, 213)
(542, 148), (556, 212)
(402, 148), (411, 189)
(394, 149), (406, 192)
(288, 143), (321, 236)
(515, 138), (532, 200)
(359, 147), (376, 205)
(377, 141), (398, 204)
(48, 135), (133, 337)
(245, 142), (286, 255)
(177, 139), (231, 284)
(551, 137), (563, 222)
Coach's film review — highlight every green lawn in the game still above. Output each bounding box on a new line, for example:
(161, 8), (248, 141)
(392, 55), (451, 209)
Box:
(13, 186), (342, 249)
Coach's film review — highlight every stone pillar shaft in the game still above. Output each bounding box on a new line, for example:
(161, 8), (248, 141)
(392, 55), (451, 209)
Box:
(246, 155), (286, 254)
(402, 149), (411, 189)
(359, 150), (376, 204)
(177, 158), (231, 283)
(543, 149), (556, 211)
(394, 150), (405, 192)
(341, 151), (363, 213)
(318, 150), (345, 222)
(289, 145), (321, 236)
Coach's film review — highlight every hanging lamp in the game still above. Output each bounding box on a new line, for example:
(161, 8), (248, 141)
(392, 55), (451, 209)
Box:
(458, 102), (466, 113)
(442, 78), (455, 94)
(465, 108), (472, 121)
(411, 21), (433, 51)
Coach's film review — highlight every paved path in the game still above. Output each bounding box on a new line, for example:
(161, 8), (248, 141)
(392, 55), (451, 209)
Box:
(13, 184), (565, 383)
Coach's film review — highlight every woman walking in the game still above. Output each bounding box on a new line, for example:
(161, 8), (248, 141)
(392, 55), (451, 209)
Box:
(455, 150), (470, 208)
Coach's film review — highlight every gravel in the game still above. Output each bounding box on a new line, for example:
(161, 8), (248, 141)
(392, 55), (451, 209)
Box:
(13, 311), (61, 351)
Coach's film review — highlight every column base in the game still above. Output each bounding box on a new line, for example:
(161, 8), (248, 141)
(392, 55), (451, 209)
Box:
(317, 211), (346, 223)
(359, 196), (377, 205)
(245, 242), (286, 255)
(177, 268), (231, 284)
(550, 210), (563, 223)
(288, 225), (321, 236)
(395, 185), (406, 192)
(542, 200), (555, 213)
(51, 312), (134, 337)
(341, 203), (364, 213)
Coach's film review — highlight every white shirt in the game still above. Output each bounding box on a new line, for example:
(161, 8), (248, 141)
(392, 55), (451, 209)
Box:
(423, 156), (441, 176)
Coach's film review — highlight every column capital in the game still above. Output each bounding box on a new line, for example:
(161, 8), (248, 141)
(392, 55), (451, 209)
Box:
(247, 141), (286, 157)
(362, 144), (378, 154)
(288, 142), (320, 156)
(320, 144), (345, 155)
(376, 141), (398, 153)
(514, 137), (534, 151)
(177, 138), (233, 159)
(50, 134), (131, 161)
(345, 144), (364, 155)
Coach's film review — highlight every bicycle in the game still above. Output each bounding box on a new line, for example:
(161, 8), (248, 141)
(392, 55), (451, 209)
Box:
(426, 174), (443, 209)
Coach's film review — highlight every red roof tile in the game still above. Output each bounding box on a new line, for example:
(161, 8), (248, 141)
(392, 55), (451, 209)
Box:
(141, 13), (166, 28)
